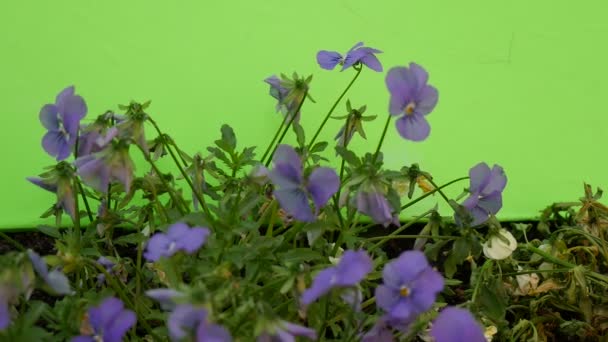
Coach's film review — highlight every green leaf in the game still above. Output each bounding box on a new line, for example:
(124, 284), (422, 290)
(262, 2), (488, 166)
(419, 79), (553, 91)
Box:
(476, 277), (507, 322)
(278, 248), (323, 263)
(292, 122), (306, 148)
(36, 225), (62, 239)
(310, 141), (328, 153)
(220, 124), (237, 150)
(335, 146), (360, 167)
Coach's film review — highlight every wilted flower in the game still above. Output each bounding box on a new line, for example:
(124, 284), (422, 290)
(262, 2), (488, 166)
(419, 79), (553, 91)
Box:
(357, 189), (394, 227)
(185, 153), (210, 210)
(457, 163), (507, 226)
(75, 139), (135, 193)
(39, 86), (88, 160)
(333, 100), (376, 147)
(385, 63), (438, 141)
(78, 112), (118, 157)
(144, 222), (210, 262)
(72, 297), (136, 342)
(301, 250), (372, 305)
(168, 304), (231, 342)
(265, 75), (301, 123)
(317, 42), (383, 72)
(257, 320), (317, 342)
(430, 307), (486, 342)
(116, 101), (149, 154)
(482, 228), (517, 260)
(375, 250), (444, 322)
(269, 145), (339, 222)
(27, 161), (77, 219)
(27, 250), (72, 295)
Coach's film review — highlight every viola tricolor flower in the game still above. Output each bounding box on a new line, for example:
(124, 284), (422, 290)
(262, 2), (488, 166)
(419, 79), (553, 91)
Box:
(430, 307), (486, 342)
(269, 145), (339, 222)
(301, 250), (372, 305)
(72, 297), (136, 342)
(457, 162), (507, 226)
(39, 86), (88, 160)
(317, 42), (383, 72)
(168, 304), (231, 342)
(385, 63), (438, 141)
(27, 250), (72, 295)
(74, 138), (135, 193)
(375, 250), (444, 322)
(257, 320), (317, 342)
(27, 161), (77, 219)
(144, 222), (210, 262)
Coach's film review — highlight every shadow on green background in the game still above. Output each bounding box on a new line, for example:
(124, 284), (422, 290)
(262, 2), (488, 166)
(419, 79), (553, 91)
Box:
(1, 1), (606, 228)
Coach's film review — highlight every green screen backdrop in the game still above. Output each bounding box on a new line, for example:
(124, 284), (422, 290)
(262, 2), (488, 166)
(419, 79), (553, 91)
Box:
(1, 1), (607, 229)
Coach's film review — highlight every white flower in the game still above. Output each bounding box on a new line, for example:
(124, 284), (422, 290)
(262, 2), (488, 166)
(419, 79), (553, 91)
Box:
(482, 229), (517, 260)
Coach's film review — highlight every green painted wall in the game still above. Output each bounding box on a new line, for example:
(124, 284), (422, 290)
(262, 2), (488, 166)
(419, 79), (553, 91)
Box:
(1, 1), (606, 228)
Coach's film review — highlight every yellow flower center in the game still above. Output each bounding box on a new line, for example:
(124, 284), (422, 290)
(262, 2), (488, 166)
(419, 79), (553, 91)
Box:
(405, 102), (416, 115)
(399, 286), (410, 297)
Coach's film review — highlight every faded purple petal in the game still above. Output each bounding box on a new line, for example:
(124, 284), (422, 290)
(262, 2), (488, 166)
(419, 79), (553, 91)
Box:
(385, 67), (416, 99)
(55, 86), (75, 110)
(42, 130), (71, 161)
(301, 268), (337, 305)
(409, 268), (445, 312)
(27, 177), (57, 193)
(75, 155), (110, 193)
(483, 165), (507, 196)
(0, 297), (9, 331)
(415, 86), (439, 116)
(169, 305), (206, 340)
(105, 309), (136, 342)
(176, 227), (210, 254)
(274, 188), (314, 222)
(430, 307), (486, 342)
(167, 222), (190, 239)
(88, 297), (124, 332)
(282, 321), (317, 340)
(71, 337), (95, 342)
(335, 250), (372, 286)
(46, 270), (72, 295)
(360, 53), (383, 72)
(468, 163), (491, 194)
(39, 104), (59, 130)
(271, 145), (303, 186)
(316, 51), (343, 70)
(388, 92), (408, 116)
(375, 285), (399, 313)
(389, 300), (416, 321)
(197, 322), (232, 342)
(27, 250), (49, 278)
(146, 288), (184, 310)
(356, 191), (393, 226)
(306, 167), (339, 211)
(409, 63), (429, 90)
(477, 191), (502, 215)
(395, 114), (430, 141)
(361, 318), (393, 342)
(144, 233), (172, 262)
(383, 251), (430, 288)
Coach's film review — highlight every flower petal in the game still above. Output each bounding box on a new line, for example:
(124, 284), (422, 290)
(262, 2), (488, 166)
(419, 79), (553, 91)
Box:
(106, 309), (136, 342)
(395, 114), (430, 141)
(177, 227), (210, 254)
(27, 177), (57, 193)
(301, 268), (338, 305)
(144, 233), (171, 262)
(88, 297), (125, 334)
(389, 93), (408, 116)
(477, 191), (502, 215)
(316, 51), (343, 70)
(274, 188), (314, 222)
(335, 250), (372, 286)
(46, 270), (72, 295)
(197, 322), (232, 342)
(169, 305), (206, 340)
(375, 285), (399, 312)
(430, 307), (486, 342)
(385, 66), (416, 98)
(482, 165), (507, 196)
(270, 145), (303, 188)
(39, 104), (59, 130)
(27, 250), (49, 278)
(306, 167), (339, 211)
(468, 163), (491, 194)
(415, 85), (438, 116)
(42, 130), (70, 160)
(410, 268), (444, 312)
(409, 63), (429, 90)
(360, 53), (383, 72)
(356, 191), (393, 226)
(0, 297), (10, 331)
(282, 321), (317, 340)
(383, 251), (430, 287)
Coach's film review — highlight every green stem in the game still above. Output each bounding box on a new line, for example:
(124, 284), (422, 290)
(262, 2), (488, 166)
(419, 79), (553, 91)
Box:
(307, 66), (362, 151)
(137, 144), (188, 215)
(73, 135), (94, 221)
(260, 111), (289, 164)
(368, 208), (435, 251)
(399, 176), (469, 212)
(423, 175), (451, 205)
(148, 118), (214, 221)
(0, 232), (25, 251)
(501, 268), (572, 277)
(372, 114), (392, 164)
(265, 90), (309, 167)
(363, 234), (454, 242)
(72, 178), (82, 243)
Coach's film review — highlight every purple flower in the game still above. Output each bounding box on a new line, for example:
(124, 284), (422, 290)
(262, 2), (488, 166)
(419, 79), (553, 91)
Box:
(258, 321), (317, 342)
(269, 145), (339, 222)
(430, 307), (486, 342)
(78, 115), (118, 157)
(27, 250), (72, 295)
(72, 297), (136, 342)
(39, 86), (88, 160)
(356, 190), (395, 227)
(385, 63), (438, 141)
(265, 75), (301, 123)
(95, 257), (115, 285)
(27, 162), (76, 219)
(301, 250), (372, 305)
(168, 304), (231, 342)
(74, 139), (135, 193)
(144, 222), (210, 262)
(375, 251), (444, 322)
(317, 42), (383, 72)
(457, 162), (507, 226)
